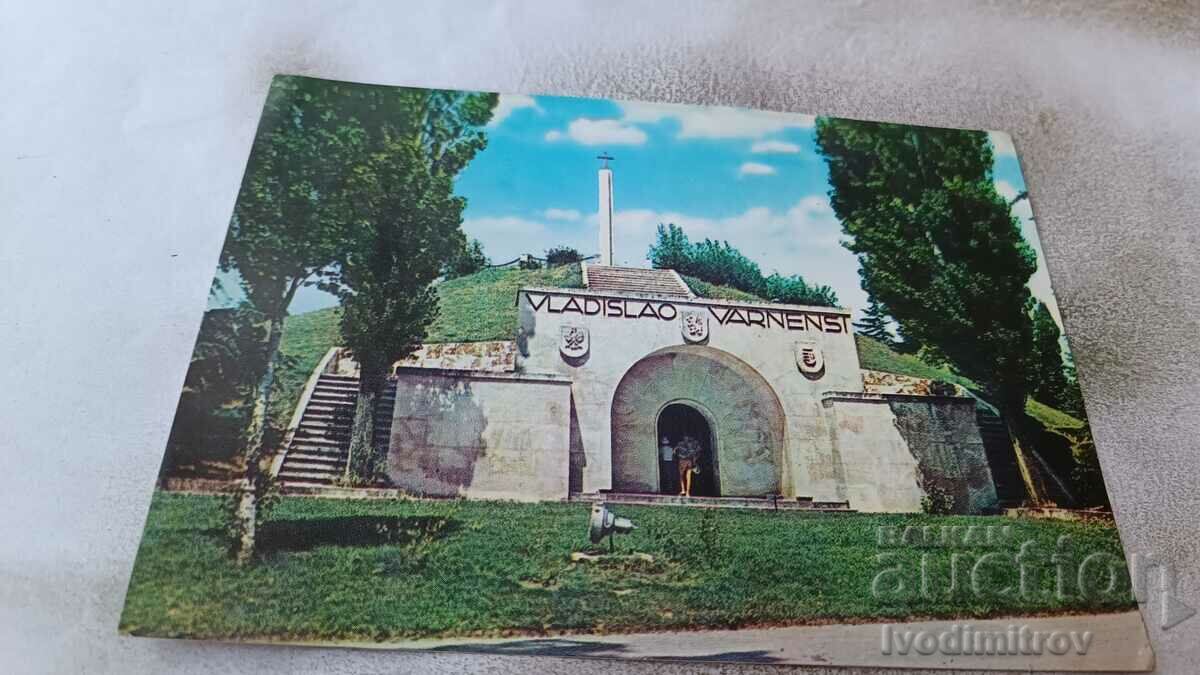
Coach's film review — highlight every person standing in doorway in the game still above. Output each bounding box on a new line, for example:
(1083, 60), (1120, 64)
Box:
(675, 435), (701, 496)
(658, 436), (676, 494)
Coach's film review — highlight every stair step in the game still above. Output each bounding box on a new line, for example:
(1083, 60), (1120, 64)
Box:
(295, 426), (351, 436)
(315, 381), (359, 390)
(277, 469), (339, 482)
(282, 460), (344, 473)
(285, 452), (346, 463)
(298, 408), (348, 417)
(296, 423), (352, 433)
(277, 473), (336, 482)
(292, 441), (349, 451)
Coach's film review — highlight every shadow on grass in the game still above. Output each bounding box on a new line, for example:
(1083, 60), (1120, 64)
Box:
(433, 638), (782, 663)
(257, 516), (459, 553)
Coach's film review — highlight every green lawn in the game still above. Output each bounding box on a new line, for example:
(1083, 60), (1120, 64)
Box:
(425, 263), (584, 343)
(121, 492), (1132, 642)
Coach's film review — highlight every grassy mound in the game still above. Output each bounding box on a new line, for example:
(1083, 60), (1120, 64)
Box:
(425, 263), (584, 343)
(269, 269), (1085, 434)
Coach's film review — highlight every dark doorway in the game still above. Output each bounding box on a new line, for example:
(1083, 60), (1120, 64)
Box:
(657, 403), (719, 497)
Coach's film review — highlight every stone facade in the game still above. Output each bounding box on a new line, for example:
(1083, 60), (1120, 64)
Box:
(821, 393), (997, 512)
(385, 369), (571, 501)
(303, 277), (1004, 513)
(516, 286), (862, 501)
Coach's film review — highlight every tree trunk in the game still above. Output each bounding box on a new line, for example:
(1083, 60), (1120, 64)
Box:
(345, 382), (379, 485)
(234, 479), (257, 565)
(1000, 407), (1053, 507)
(234, 314), (284, 563)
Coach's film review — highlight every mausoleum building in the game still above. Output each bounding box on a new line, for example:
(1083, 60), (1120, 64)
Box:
(273, 162), (1005, 514)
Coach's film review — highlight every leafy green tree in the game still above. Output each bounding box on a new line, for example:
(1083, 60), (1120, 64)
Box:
(1066, 422), (1107, 508)
(1029, 302), (1069, 408)
(332, 89), (497, 485)
(648, 223), (838, 307)
(1060, 351), (1087, 419)
(687, 239), (764, 292)
(545, 246), (584, 266)
(647, 224), (692, 271)
(443, 238), (490, 278)
(221, 76), (495, 558)
(762, 273), (839, 307)
(852, 297), (897, 346)
(222, 75), (380, 561)
(162, 306), (270, 477)
(814, 118), (1053, 505)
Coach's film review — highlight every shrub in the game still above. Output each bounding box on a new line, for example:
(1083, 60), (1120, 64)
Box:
(648, 223), (839, 307)
(443, 238), (490, 278)
(545, 246), (584, 266)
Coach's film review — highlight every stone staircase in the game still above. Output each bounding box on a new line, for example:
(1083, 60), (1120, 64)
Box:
(276, 374), (396, 487)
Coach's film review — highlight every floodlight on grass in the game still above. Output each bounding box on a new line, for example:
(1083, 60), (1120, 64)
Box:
(588, 503), (636, 552)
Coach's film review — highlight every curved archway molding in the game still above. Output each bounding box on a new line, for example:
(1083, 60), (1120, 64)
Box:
(610, 344), (786, 496)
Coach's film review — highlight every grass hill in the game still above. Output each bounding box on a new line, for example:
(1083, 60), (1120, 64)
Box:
(270, 264), (585, 427)
(271, 264), (1083, 435)
(854, 334), (1083, 431)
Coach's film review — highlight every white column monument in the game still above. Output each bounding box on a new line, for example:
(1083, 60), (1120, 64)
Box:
(597, 153), (614, 266)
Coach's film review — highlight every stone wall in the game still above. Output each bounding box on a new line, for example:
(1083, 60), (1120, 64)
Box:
(822, 393), (998, 513)
(385, 369), (572, 501)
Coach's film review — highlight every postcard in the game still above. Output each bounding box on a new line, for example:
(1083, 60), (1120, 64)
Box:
(120, 75), (1152, 670)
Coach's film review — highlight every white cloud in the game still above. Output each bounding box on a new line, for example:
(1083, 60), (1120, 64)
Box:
(543, 208), (582, 221)
(738, 162), (776, 177)
(988, 130), (1017, 157)
(619, 100), (815, 139)
(995, 179), (1063, 328)
(487, 94), (541, 127)
(544, 118), (647, 146)
(750, 140), (801, 154)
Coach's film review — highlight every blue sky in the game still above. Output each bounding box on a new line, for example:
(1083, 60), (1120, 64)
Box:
(275, 92), (1061, 327)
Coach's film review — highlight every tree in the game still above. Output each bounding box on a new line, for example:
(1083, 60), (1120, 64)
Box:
(762, 273), (839, 307)
(545, 246), (584, 266)
(443, 238), (490, 278)
(853, 297), (896, 346)
(333, 89), (497, 485)
(1029, 302), (1069, 408)
(162, 306), (271, 478)
(647, 223), (839, 308)
(1060, 351), (1087, 419)
(222, 75), (377, 562)
(648, 223), (692, 271)
(814, 118), (1053, 505)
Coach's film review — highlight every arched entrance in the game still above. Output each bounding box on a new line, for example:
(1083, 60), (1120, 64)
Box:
(611, 345), (786, 496)
(657, 402), (719, 496)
